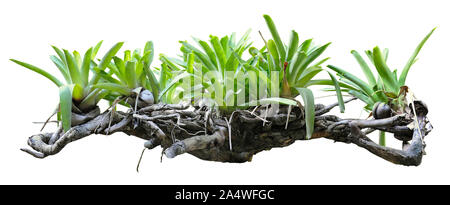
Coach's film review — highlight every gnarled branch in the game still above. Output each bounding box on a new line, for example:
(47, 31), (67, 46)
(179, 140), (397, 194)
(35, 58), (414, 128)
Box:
(19, 101), (432, 166)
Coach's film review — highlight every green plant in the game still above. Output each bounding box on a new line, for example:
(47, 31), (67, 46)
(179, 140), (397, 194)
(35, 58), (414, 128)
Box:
(10, 41), (123, 131)
(327, 28), (435, 145)
(159, 30), (259, 109)
(93, 41), (159, 107)
(258, 14), (342, 139)
(159, 30), (299, 113)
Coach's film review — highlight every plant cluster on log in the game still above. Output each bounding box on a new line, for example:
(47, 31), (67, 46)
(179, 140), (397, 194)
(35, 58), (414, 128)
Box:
(21, 99), (432, 166)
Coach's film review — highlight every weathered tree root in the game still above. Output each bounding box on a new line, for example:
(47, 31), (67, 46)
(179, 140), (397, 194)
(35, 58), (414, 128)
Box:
(20, 100), (432, 166)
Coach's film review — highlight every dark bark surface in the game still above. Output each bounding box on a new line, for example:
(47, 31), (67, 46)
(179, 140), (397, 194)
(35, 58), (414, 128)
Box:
(21, 100), (433, 166)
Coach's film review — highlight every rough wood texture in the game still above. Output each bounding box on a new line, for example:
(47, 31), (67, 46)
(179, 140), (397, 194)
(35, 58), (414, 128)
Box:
(20, 100), (432, 166)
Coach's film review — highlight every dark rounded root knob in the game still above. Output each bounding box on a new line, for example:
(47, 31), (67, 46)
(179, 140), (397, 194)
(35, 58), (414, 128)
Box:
(410, 100), (428, 116)
(139, 90), (154, 105)
(127, 89), (155, 109)
(372, 102), (392, 119)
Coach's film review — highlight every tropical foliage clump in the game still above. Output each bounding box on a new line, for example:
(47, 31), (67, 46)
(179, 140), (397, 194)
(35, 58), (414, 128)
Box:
(11, 41), (123, 131)
(10, 14), (434, 147)
(327, 28), (435, 145)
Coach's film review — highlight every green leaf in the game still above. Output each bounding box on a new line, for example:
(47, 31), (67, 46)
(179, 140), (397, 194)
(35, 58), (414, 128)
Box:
(351, 50), (377, 87)
(143, 41), (154, 66)
(92, 40), (103, 59)
(64, 49), (83, 85)
(132, 48), (142, 60)
(299, 39), (313, 53)
(180, 41), (216, 70)
(327, 65), (375, 101)
(372, 46), (399, 93)
(158, 72), (191, 101)
(90, 42), (124, 85)
(263, 14), (286, 61)
(379, 131), (386, 146)
(295, 88), (315, 140)
(49, 55), (71, 84)
(349, 90), (374, 108)
(327, 72), (345, 113)
(98, 42), (124, 70)
(210, 35), (227, 71)
(375, 75), (388, 103)
(197, 39), (218, 68)
(365, 50), (374, 64)
(160, 63), (169, 89)
(187, 52), (195, 74)
(142, 53), (160, 101)
(160, 54), (182, 70)
(94, 89), (110, 105)
(73, 51), (82, 68)
(383, 48), (389, 62)
(51, 46), (67, 64)
(236, 29), (252, 48)
(59, 85), (72, 132)
(71, 83), (84, 101)
(81, 47), (93, 86)
(399, 27), (436, 85)
(124, 50), (131, 62)
(220, 36), (230, 57)
(267, 39), (280, 68)
(10, 59), (63, 87)
(310, 57), (330, 69)
(93, 68), (122, 85)
(286, 30), (299, 61)
(295, 67), (323, 87)
(288, 50), (307, 84)
(294, 43), (331, 82)
(305, 79), (358, 90)
(113, 57), (126, 77)
(79, 88), (101, 110)
(94, 83), (132, 96)
(125, 61), (138, 88)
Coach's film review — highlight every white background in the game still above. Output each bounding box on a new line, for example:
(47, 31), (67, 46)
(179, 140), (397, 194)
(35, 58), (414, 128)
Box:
(0, 0), (449, 184)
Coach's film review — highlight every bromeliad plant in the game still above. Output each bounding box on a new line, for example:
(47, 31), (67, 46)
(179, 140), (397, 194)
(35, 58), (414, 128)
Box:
(258, 14), (343, 139)
(10, 41), (123, 132)
(159, 30), (257, 110)
(12, 15), (435, 166)
(327, 28), (435, 145)
(159, 30), (299, 112)
(93, 41), (159, 109)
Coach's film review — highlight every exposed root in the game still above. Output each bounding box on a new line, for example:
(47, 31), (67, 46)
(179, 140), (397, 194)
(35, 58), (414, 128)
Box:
(315, 97), (357, 116)
(48, 125), (63, 145)
(224, 117), (233, 151)
(346, 115), (426, 166)
(19, 100), (433, 166)
(164, 128), (226, 158)
(136, 148), (146, 173)
(40, 107), (58, 131)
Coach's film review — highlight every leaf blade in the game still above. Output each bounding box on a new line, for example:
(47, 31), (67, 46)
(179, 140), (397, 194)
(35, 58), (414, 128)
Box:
(351, 50), (377, 87)
(295, 88), (315, 140)
(263, 14), (286, 61)
(399, 27), (436, 85)
(10, 59), (63, 87)
(327, 71), (345, 113)
(81, 47), (93, 86)
(59, 85), (72, 132)
(372, 46), (398, 93)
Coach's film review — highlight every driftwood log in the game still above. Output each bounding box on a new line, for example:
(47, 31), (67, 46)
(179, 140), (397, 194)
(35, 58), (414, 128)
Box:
(21, 98), (433, 166)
